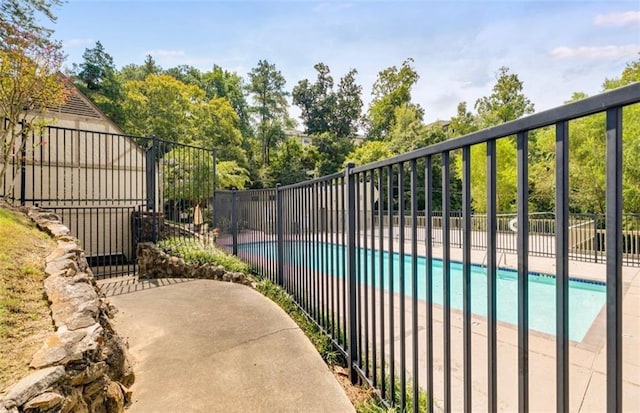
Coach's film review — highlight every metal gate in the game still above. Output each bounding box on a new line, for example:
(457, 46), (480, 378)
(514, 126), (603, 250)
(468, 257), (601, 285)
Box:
(1, 124), (215, 278)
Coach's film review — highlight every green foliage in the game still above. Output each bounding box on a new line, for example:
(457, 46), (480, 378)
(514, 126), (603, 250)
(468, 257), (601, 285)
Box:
(345, 140), (393, 167)
(313, 132), (354, 176)
(265, 138), (315, 186)
(247, 60), (290, 165)
(452, 66), (533, 212)
(366, 59), (422, 140)
(0, 13), (68, 198)
(0, 0), (62, 49)
(293, 63), (362, 138)
(73, 41), (124, 125)
(158, 237), (250, 273)
(474, 66), (534, 128)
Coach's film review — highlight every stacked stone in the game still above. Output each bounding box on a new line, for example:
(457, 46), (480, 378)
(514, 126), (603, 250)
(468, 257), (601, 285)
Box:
(0, 208), (134, 413)
(136, 243), (254, 287)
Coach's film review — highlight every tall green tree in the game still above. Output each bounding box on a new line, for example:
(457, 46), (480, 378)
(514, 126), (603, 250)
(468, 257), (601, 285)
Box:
(293, 63), (362, 139)
(247, 60), (289, 165)
(74, 41), (124, 125)
(453, 66), (534, 212)
(366, 58), (422, 140)
(475, 66), (534, 128)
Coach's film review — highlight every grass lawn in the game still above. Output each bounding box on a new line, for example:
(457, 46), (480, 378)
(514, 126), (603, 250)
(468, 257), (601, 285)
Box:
(0, 204), (56, 391)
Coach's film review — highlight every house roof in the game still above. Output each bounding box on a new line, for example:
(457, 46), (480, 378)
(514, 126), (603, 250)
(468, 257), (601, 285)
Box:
(46, 75), (124, 134)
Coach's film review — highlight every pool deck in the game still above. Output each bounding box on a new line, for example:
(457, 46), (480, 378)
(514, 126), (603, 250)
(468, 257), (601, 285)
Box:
(220, 231), (640, 412)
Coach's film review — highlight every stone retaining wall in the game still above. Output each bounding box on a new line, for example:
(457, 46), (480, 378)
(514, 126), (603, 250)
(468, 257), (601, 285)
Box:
(0, 208), (134, 413)
(136, 243), (254, 287)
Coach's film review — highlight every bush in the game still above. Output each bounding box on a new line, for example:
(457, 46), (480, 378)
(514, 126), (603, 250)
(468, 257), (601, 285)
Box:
(157, 238), (250, 273)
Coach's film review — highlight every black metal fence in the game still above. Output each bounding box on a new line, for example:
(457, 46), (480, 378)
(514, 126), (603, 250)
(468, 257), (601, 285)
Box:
(1, 124), (215, 278)
(216, 83), (640, 412)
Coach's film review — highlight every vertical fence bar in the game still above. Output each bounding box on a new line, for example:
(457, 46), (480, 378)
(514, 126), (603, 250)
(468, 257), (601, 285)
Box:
(410, 159), (419, 413)
(487, 140), (498, 413)
(424, 156), (434, 413)
(398, 163), (407, 409)
(462, 146), (472, 412)
(517, 131), (530, 413)
(442, 151), (452, 413)
(378, 166), (386, 398)
(19, 124), (26, 205)
(232, 188), (238, 255)
(555, 121), (569, 413)
(212, 148), (217, 232)
(386, 164), (395, 404)
(369, 169), (378, 388)
(276, 184), (284, 286)
(346, 163), (358, 384)
(606, 106), (622, 413)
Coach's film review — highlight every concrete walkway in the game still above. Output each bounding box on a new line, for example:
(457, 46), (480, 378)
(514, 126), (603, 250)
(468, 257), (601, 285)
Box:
(98, 277), (355, 413)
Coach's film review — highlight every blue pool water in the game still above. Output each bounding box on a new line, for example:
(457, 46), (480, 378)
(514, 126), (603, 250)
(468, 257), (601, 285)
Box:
(236, 241), (606, 342)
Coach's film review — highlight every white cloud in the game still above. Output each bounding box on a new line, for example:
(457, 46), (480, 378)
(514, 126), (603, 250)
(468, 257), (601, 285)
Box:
(63, 38), (94, 48)
(594, 11), (640, 27)
(549, 44), (639, 59)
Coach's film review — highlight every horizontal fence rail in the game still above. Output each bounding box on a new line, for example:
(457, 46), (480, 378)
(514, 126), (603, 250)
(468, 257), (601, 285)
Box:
(216, 83), (640, 412)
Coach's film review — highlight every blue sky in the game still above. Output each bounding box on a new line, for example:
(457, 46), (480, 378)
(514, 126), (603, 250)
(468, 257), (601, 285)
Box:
(52, 1), (639, 124)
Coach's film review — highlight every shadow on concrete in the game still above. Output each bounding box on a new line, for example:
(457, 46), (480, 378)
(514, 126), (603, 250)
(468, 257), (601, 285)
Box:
(97, 275), (198, 297)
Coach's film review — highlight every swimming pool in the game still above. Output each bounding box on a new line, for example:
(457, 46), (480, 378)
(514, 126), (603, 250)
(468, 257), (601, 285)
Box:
(236, 241), (606, 342)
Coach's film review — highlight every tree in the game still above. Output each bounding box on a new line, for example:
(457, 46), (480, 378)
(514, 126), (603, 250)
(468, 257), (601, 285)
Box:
(120, 74), (205, 143)
(74, 41), (124, 125)
(201, 65), (253, 140)
(448, 102), (478, 137)
(293, 63), (362, 138)
(475, 66), (534, 128)
(0, 0), (63, 50)
(265, 138), (315, 186)
(0, 7), (69, 197)
(246, 60), (289, 165)
(366, 58), (422, 140)
(452, 67), (534, 212)
(344, 140), (392, 167)
(529, 56), (640, 214)
(312, 132), (354, 176)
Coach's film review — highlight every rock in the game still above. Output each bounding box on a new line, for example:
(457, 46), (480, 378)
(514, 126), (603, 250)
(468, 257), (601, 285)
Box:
(83, 377), (107, 399)
(69, 362), (107, 386)
(0, 366), (65, 408)
(105, 382), (124, 413)
(30, 324), (103, 368)
(60, 388), (87, 413)
(88, 394), (106, 413)
(44, 258), (78, 277)
(44, 222), (70, 238)
(44, 276), (99, 330)
(47, 241), (83, 262)
(23, 391), (64, 411)
(50, 297), (99, 331)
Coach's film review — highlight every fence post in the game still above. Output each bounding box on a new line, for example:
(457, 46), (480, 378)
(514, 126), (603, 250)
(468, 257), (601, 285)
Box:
(146, 136), (158, 243)
(345, 162), (359, 384)
(232, 188), (238, 255)
(19, 121), (26, 206)
(276, 184), (284, 286)
(212, 148), (217, 234)
(593, 213), (598, 263)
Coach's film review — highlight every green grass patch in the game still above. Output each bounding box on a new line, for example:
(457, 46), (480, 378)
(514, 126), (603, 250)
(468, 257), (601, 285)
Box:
(0, 205), (56, 391)
(158, 237), (250, 273)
